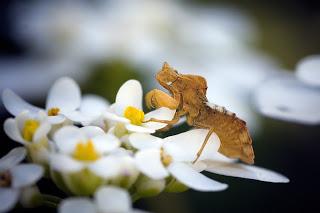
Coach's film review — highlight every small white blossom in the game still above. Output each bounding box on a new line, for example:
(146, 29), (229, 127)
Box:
(59, 186), (147, 213)
(49, 126), (138, 195)
(105, 80), (175, 134)
(2, 77), (82, 124)
(50, 126), (120, 174)
(131, 129), (228, 192)
(0, 147), (43, 213)
(4, 111), (51, 165)
(131, 129), (289, 192)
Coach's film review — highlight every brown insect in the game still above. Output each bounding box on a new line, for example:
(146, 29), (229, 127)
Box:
(144, 62), (255, 164)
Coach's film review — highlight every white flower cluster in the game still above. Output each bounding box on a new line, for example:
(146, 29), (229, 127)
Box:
(1, 77), (289, 212)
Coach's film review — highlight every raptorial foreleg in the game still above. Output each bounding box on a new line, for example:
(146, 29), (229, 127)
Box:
(145, 89), (179, 110)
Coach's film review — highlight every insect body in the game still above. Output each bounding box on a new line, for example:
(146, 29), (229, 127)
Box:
(144, 62), (255, 164)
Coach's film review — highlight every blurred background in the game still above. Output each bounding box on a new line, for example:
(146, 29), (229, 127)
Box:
(0, 0), (320, 212)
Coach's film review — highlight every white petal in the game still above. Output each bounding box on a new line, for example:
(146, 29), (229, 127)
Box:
(0, 188), (19, 213)
(3, 118), (25, 144)
(0, 147), (26, 172)
(59, 198), (95, 213)
(125, 124), (155, 133)
(63, 111), (91, 123)
(163, 129), (220, 162)
(114, 80), (143, 115)
(33, 122), (51, 142)
(91, 134), (120, 154)
(95, 186), (131, 213)
(128, 133), (163, 150)
(205, 161), (289, 183)
(46, 77), (81, 112)
(103, 111), (130, 123)
(89, 156), (122, 179)
(50, 154), (84, 173)
(191, 161), (207, 172)
(11, 164), (43, 188)
(80, 126), (105, 138)
(135, 149), (169, 180)
(15, 111), (32, 133)
(168, 162), (228, 192)
(47, 115), (66, 124)
(54, 126), (85, 154)
(296, 55), (320, 86)
(80, 94), (109, 117)
(2, 89), (42, 116)
(254, 73), (320, 124)
(143, 107), (176, 130)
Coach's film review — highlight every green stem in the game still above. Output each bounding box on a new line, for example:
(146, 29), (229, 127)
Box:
(41, 194), (62, 208)
(131, 193), (141, 203)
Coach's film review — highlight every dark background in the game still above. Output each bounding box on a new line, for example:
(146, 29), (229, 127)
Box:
(1, 0), (320, 212)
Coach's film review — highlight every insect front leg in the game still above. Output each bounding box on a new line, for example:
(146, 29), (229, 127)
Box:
(145, 89), (179, 110)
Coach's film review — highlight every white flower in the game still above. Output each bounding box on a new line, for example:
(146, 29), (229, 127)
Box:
(131, 129), (289, 192)
(50, 126), (120, 175)
(0, 147), (43, 213)
(105, 80), (175, 134)
(254, 55), (320, 125)
(4, 111), (51, 165)
(49, 126), (139, 195)
(2, 77), (82, 124)
(131, 129), (228, 192)
(59, 186), (147, 213)
(4, 111), (50, 145)
(296, 55), (320, 87)
(67, 94), (110, 128)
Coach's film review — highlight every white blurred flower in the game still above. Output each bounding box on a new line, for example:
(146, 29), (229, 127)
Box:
(105, 80), (175, 134)
(12, 1), (257, 65)
(2, 77), (82, 124)
(132, 129), (228, 192)
(4, 111), (51, 165)
(254, 55), (320, 124)
(296, 55), (320, 87)
(0, 147), (43, 213)
(59, 186), (147, 213)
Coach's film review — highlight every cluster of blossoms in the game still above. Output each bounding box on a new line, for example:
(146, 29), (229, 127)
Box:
(1, 77), (289, 212)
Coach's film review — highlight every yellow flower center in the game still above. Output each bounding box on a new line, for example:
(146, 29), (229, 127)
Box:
(123, 106), (145, 125)
(73, 140), (100, 162)
(160, 148), (172, 167)
(22, 119), (40, 142)
(48, 107), (60, 116)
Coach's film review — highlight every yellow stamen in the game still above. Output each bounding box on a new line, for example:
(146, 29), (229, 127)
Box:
(124, 106), (145, 125)
(73, 140), (100, 161)
(48, 107), (60, 116)
(22, 120), (40, 142)
(160, 148), (172, 167)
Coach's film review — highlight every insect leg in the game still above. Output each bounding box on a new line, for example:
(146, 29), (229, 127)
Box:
(143, 114), (180, 125)
(192, 128), (215, 164)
